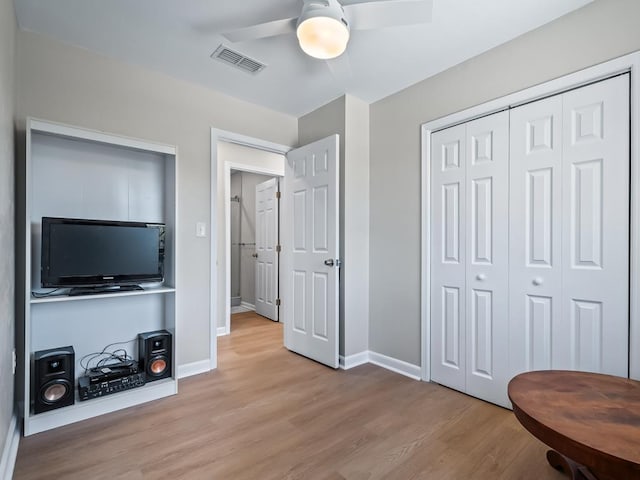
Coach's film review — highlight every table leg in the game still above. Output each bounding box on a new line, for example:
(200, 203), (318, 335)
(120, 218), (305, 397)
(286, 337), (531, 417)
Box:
(546, 450), (599, 480)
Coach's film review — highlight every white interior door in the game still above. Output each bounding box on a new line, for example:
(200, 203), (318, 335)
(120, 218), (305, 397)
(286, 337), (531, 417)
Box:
(560, 75), (629, 376)
(255, 177), (279, 321)
(509, 74), (630, 379)
(509, 94), (564, 376)
(431, 74), (630, 408)
(431, 124), (467, 392)
(464, 111), (509, 407)
(282, 135), (340, 368)
(430, 112), (510, 406)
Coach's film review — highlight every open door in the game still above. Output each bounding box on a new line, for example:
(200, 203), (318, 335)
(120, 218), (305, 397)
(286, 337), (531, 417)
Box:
(255, 177), (279, 321)
(282, 135), (340, 368)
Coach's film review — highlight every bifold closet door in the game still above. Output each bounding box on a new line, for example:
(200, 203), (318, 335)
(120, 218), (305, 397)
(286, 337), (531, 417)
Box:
(464, 112), (509, 407)
(431, 123), (467, 393)
(509, 74), (630, 378)
(431, 111), (509, 406)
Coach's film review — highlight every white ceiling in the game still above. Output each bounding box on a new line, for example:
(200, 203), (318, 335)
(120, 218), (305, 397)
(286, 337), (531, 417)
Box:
(14, 0), (593, 117)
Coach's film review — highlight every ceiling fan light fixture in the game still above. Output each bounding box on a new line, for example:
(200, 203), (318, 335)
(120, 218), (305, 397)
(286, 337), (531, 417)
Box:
(296, 1), (350, 60)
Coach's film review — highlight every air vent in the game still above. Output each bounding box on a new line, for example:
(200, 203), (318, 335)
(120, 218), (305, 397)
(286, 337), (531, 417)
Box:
(211, 45), (266, 75)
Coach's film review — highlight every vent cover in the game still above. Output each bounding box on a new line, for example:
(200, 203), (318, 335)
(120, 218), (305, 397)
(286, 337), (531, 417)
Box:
(211, 45), (266, 75)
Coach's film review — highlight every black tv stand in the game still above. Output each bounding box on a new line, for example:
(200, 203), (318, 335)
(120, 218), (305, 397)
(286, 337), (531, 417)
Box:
(68, 285), (144, 296)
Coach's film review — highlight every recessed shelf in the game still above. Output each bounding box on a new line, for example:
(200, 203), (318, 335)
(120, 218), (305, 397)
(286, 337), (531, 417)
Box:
(20, 118), (178, 436)
(30, 286), (176, 304)
(25, 378), (177, 436)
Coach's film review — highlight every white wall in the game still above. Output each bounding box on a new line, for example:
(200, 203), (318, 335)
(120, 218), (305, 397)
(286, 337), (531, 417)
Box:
(15, 30), (298, 368)
(0, 0), (15, 466)
(369, 0), (640, 365)
(298, 95), (370, 359)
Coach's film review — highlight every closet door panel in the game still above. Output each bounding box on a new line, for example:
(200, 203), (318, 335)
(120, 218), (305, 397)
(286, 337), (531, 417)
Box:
(509, 96), (564, 377)
(431, 124), (467, 392)
(561, 74), (630, 376)
(465, 111), (510, 407)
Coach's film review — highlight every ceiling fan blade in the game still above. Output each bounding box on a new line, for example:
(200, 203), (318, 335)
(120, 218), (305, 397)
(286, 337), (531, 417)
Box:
(326, 51), (353, 81)
(344, 0), (433, 31)
(222, 17), (298, 43)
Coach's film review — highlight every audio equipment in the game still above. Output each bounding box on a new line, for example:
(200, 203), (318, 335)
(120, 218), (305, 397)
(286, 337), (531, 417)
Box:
(78, 371), (146, 401)
(138, 330), (172, 382)
(86, 360), (139, 383)
(33, 346), (75, 414)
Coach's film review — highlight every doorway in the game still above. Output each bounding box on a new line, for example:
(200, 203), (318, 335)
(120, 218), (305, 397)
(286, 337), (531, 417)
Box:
(229, 169), (281, 320)
(221, 144), (285, 336)
(209, 129), (289, 370)
(210, 129), (341, 371)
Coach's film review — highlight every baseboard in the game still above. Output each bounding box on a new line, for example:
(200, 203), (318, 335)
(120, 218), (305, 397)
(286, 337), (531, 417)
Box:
(368, 351), (421, 380)
(339, 351), (369, 370)
(177, 360), (211, 379)
(240, 301), (255, 311)
(217, 326), (228, 336)
(0, 414), (20, 480)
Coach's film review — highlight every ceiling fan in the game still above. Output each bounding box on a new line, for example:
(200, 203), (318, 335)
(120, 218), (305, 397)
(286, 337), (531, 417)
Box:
(222, 0), (434, 60)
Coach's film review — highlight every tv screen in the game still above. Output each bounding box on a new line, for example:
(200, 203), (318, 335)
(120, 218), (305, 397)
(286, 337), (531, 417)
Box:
(41, 217), (165, 291)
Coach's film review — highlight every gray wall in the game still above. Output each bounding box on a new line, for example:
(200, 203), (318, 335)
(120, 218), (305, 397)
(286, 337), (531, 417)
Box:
(343, 96), (369, 357)
(0, 0), (15, 460)
(15, 30), (298, 368)
(369, 0), (640, 365)
(230, 172), (242, 299)
(299, 95), (370, 359)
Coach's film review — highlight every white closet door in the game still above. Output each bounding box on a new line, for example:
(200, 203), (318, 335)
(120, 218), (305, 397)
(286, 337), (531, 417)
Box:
(465, 111), (510, 407)
(561, 75), (629, 376)
(509, 95), (564, 376)
(431, 124), (467, 393)
(510, 75), (630, 379)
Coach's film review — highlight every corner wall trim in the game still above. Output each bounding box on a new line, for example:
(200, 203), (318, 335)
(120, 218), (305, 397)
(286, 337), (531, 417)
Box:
(339, 351), (369, 369)
(217, 326), (228, 337)
(0, 414), (20, 480)
(368, 351), (421, 380)
(177, 360), (211, 379)
(240, 301), (255, 311)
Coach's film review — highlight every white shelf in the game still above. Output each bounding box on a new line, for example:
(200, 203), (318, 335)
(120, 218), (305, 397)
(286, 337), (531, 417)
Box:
(19, 118), (178, 436)
(25, 378), (177, 436)
(30, 286), (176, 304)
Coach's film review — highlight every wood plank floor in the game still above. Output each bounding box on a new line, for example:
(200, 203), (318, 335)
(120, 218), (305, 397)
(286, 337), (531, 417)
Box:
(14, 312), (563, 479)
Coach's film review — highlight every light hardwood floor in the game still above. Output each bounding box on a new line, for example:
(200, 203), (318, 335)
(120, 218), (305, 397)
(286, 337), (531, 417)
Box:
(14, 312), (563, 479)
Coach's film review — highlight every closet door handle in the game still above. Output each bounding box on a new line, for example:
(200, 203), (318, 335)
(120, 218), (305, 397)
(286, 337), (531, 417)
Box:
(532, 277), (543, 286)
(476, 273), (487, 281)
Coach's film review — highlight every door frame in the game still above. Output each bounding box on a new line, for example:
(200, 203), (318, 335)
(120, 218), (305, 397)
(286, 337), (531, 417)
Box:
(210, 128), (290, 369)
(421, 51), (640, 382)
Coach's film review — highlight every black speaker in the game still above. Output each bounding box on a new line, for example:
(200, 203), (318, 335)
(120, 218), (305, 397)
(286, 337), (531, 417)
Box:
(33, 346), (75, 414)
(138, 330), (172, 382)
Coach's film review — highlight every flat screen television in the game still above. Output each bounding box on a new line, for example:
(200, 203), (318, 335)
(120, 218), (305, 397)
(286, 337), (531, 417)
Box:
(41, 217), (166, 295)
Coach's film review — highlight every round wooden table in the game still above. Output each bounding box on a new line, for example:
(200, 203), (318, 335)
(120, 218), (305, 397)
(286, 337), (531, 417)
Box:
(508, 370), (640, 480)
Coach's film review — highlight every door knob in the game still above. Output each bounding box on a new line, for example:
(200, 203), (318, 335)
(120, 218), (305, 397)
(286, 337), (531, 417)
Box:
(476, 273), (487, 281)
(532, 277), (543, 286)
(324, 259), (334, 267)
(252, 253), (258, 258)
